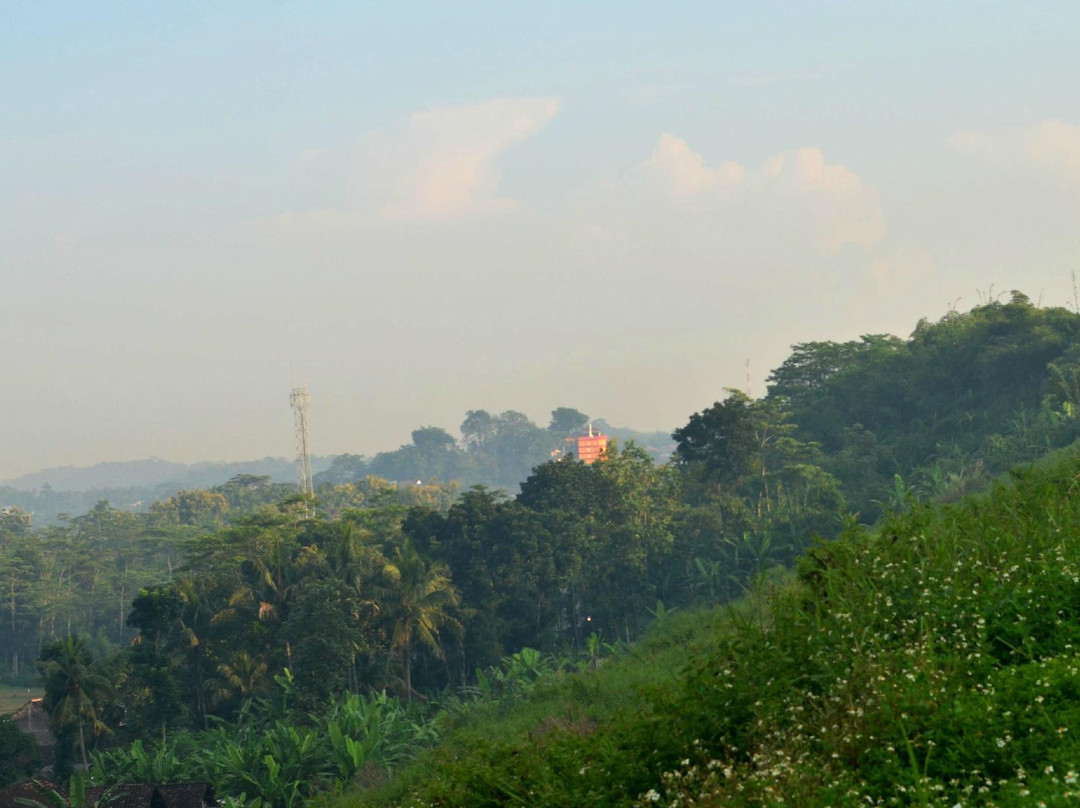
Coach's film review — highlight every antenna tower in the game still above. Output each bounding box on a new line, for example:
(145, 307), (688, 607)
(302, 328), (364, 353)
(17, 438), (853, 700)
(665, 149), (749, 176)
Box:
(290, 385), (313, 499)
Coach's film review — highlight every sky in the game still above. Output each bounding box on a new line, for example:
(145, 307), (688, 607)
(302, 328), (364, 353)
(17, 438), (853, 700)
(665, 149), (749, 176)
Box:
(3, 2), (1080, 479)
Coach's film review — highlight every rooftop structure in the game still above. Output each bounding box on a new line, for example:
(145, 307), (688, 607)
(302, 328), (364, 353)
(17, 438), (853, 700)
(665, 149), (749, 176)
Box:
(576, 424), (608, 464)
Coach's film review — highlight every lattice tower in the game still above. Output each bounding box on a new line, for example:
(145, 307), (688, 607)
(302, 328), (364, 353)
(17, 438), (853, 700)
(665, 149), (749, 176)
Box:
(290, 385), (313, 498)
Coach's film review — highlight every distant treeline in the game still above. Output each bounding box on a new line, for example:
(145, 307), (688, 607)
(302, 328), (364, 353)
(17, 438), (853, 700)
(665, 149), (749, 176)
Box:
(0, 457), (331, 526)
(1, 419), (670, 527)
(315, 412), (673, 491)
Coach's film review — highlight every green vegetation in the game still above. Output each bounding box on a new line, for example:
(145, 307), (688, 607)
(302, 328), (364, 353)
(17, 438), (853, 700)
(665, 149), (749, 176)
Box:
(89, 676), (437, 807)
(0, 457), (329, 526)
(0, 714), (41, 786)
(5, 293), (1080, 805)
(346, 443), (1080, 807)
(767, 290), (1080, 519)
(313, 409), (672, 493)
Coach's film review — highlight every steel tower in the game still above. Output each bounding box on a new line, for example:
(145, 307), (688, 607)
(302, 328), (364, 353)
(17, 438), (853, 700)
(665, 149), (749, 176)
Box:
(290, 385), (313, 498)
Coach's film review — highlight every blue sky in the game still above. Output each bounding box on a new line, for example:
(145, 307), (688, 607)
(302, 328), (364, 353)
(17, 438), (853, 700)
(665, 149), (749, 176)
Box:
(3, 2), (1080, 478)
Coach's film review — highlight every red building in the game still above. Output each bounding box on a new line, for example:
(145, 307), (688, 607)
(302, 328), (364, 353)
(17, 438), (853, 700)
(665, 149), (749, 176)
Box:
(576, 424), (608, 464)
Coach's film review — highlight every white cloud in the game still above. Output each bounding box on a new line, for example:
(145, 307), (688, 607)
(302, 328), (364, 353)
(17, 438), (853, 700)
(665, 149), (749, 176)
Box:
(255, 124), (884, 283)
(634, 135), (884, 251)
(357, 96), (561, 222)
(754, 146), (884, 250)
(647, 133), (745, 195)
(950, 119), (1080, 185)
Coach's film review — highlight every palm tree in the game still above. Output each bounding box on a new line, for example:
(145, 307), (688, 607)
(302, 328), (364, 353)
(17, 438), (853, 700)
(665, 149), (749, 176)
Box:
(39, 636), (112, 771)
(213, 651), (269, 704)
(379, 540), (461, 700)
(209, 520), (304, 660)
(326, 522), (381, 589)
(324, 521), (383, 692)
(174, 575), (215, 727)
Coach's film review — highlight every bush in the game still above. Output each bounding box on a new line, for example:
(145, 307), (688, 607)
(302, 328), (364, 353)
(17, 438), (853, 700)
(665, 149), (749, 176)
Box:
(0, 715), (41, 786)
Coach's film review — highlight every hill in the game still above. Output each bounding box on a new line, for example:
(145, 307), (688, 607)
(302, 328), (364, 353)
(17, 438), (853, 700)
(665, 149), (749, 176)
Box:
(0, 456), (330, 492)
(13, 294), (1080, 805)
(0, 456), (333, 525)
(765, 290), (1080, 519)
(340, 442), (1080, 807)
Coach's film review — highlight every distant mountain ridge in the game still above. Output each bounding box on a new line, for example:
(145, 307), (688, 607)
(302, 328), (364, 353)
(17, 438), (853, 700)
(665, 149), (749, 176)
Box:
(0, 418), (672, 525)
(1, 456), (333, 492)
(2, 422), (672, 494)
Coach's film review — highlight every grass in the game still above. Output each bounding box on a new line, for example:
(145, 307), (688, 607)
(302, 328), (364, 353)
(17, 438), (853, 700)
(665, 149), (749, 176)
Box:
(0, 687), (42, 716)
(327, 444), (1080, 807)
(318, 606), (734, 808)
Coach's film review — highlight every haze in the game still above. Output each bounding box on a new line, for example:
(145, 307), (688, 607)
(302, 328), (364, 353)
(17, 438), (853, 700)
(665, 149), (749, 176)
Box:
(4, 2), (1080, 480)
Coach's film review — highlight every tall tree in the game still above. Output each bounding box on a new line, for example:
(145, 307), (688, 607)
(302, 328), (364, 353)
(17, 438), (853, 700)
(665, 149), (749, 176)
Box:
(548, 407), (589, 436)
(38, 636), (112, 773)
(672, 390), (760, 492)
(379, 540), (460, 700)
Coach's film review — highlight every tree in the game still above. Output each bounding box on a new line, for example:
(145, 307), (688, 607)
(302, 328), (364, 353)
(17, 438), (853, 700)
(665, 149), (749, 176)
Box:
(548, 407), (589, 436)
(211, 651), (269, 708)
(125, 586), (187, 738)
(379, 540), (460, 700)
(283, 578), (361, 707)
(485, 411), (553, 488)
(0, 716), (41, 786)
(460, 410), (496, 450)
(0, 523), (40, 678)
(212, 475), (294, 511)
(38, 636), (113, 773)
(411, 426), (457, 454)
(672, 390), (760, 491)
(313, 454), (370, 487)
(371, 427), (464, 483)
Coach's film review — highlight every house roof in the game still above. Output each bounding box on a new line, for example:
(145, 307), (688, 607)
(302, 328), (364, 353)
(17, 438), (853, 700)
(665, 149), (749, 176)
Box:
(153, 785), (215, 808)
(85, 784), (214, 808)
(85, 785), (156, 808)
(9, 700), (55, 749)
(0, 780), (62, 808)
(0, 782), (214, 808)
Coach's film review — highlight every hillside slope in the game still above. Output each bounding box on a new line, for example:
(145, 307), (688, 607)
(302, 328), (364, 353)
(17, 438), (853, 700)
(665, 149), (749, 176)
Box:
(343, 443), (1080, 807)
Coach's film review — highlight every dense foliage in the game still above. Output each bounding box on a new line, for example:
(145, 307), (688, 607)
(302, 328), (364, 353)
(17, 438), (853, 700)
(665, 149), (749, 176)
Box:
(5, 294), (1080, 806)
(347, 441), (1080, 807)
(0, 715), (40, 786)
(316, 410), (672, 491)
(767, 291), (1080, 518)
(0, 457), (326, 526)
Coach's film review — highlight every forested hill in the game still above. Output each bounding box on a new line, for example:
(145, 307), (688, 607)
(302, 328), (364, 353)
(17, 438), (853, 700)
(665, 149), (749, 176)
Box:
(315, 411), (674, 491)
(0, 419), (670, 526)
(6, 293), (1080, 805)
(343, 425), (1080, 808)
(674, 289), (1080, 525)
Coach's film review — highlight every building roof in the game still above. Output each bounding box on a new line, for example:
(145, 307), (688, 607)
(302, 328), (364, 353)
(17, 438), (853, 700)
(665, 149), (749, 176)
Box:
(0, 782), (215, 808)
(10, 700), (55, 749)
(85, 785), (156, 808)
(154, 784), (215, 808)
(0, 780), (63, 808)
(85, 784), (215, 808)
